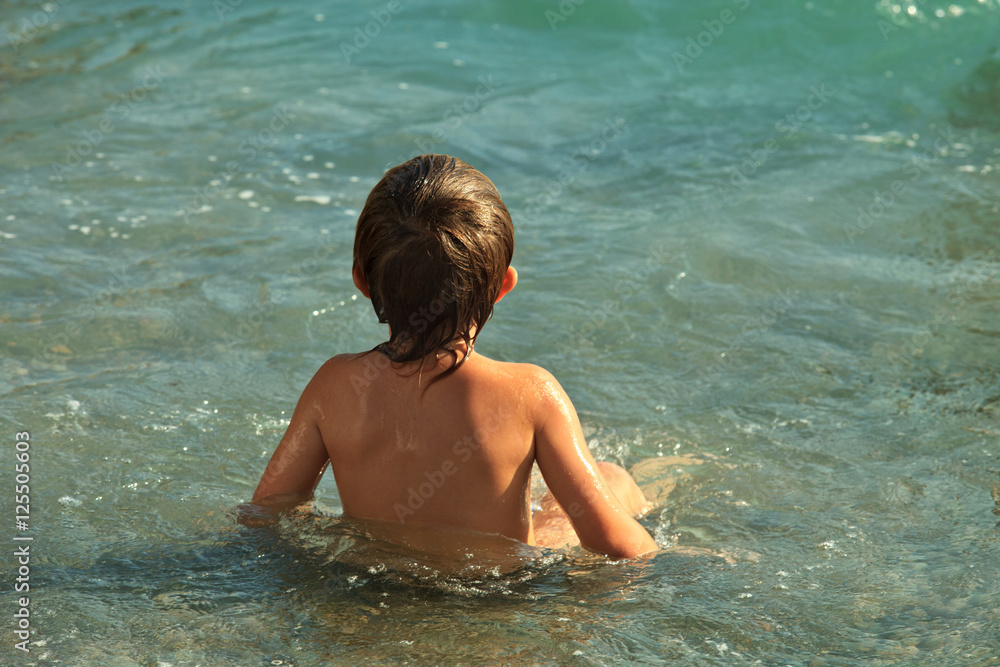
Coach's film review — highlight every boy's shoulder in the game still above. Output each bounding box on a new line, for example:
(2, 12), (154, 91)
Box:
(308, 351), (563, 397)
(450, 356), (572, 419)
(306, 351), (397, 393)
(456, 354), (562, 389)
(481, 356), (562, 391)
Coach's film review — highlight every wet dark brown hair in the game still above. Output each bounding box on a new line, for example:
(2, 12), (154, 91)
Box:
(353, 155), (514, 377)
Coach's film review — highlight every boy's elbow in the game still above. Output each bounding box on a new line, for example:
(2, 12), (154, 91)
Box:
(584, 530), (658, 560)
(611, 537), (658, 560)
(632, 536), (660, 559)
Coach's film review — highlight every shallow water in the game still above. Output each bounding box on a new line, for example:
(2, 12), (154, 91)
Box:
(2, 0), (1000, 664)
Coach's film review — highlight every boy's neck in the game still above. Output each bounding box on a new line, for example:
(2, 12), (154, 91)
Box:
(378, 334), (475, 373)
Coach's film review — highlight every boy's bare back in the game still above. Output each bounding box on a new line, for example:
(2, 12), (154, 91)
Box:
(250, 155), (656, 559)
(253, 348), (656, 558)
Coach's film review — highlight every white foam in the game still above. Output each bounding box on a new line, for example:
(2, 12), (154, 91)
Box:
(294, 195), (331, 205)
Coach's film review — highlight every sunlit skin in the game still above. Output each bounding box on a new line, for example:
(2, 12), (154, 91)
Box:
(252, 265), (657, 560)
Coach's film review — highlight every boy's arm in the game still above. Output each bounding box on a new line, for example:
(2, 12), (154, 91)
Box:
(531, 368), (658, 559)
(250, 363), (332, 513)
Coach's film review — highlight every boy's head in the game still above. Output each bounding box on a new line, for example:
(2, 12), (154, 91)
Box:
(353, 154), (515, 365)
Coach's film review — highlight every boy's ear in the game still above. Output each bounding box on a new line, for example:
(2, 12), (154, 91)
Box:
(352, 264), (371, 299)
(495, 266), (518, 303)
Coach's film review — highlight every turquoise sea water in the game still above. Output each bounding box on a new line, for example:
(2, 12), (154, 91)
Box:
(2, 0), (1000, 664)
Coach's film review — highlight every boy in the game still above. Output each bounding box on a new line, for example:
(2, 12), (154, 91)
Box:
(251, 155), (657, 559)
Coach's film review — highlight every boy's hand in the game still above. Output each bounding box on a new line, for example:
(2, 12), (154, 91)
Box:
(234, 501), (281, 527)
